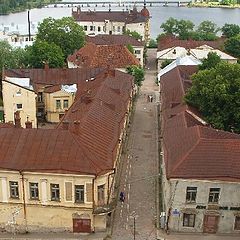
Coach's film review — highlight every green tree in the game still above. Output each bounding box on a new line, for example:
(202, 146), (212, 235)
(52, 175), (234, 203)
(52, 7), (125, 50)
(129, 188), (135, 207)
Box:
(160, 17), (178, 35)
(148, 39), (157, 48)
(222, 24), (240, 38)
(185, 62), (240, 133)
(124, 29), (142, 41)
(196, 20), (219, 41)
(126, 44), (134, 54)
(161, 59), (173, 69)
(224, 34), (240, 58)
(175, 19), (195, 40)
(37, 17), (85, 58)
(0, 40), (26, 70)
(24, 40), (65, 68)
(126, 65), (145, 87)
(199, 52), (221, 70)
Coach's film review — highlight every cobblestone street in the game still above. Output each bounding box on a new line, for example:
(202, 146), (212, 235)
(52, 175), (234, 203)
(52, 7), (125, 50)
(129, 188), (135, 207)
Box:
(111, 49), (159, 240)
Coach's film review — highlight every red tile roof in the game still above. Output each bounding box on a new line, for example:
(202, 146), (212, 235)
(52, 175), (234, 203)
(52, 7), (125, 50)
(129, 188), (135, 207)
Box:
(158, 35), (226, 51)
(0, 69), (134, 176)
(161, 65), (240, 182)
(68, 43), (140, 68)
(5, 67), (103, 85)
(86, 34), (144, 47)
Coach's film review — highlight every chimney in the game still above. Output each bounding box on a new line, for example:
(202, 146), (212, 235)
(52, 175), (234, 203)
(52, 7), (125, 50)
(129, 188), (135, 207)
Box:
(44, 63), (49, 70)
(25, 120), (32, 129)
(73, 120), (80, 134)
(62, 120), (69, 130)
(14, 111), (21, 128)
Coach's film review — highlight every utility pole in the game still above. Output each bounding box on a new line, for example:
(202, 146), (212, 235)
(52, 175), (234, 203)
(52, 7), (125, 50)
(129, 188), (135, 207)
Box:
(133, 216), (136, 240)
(28, 10), (31, 41)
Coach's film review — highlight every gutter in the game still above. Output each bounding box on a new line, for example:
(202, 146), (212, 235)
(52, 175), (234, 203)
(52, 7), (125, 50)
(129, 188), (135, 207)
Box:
(19, 171), (28, 233)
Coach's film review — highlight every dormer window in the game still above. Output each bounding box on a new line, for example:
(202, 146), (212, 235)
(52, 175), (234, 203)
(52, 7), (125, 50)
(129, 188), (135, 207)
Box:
(16, 89), (21, 96)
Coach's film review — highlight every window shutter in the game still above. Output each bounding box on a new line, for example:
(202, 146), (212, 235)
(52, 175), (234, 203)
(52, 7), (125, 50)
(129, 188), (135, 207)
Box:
(65, 182), (72, 201)
(86, 183), (93, 202)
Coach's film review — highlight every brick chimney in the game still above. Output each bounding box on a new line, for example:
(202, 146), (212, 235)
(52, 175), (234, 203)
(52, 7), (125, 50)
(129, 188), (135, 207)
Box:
(25, 121), (32, 129)
(62, 120), (69, 130)
(14, 111), (21, 128)
(73, 120), (80, 134)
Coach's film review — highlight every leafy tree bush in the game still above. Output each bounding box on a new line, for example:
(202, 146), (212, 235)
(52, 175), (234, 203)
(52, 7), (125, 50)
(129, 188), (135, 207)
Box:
(199, 52), (221, 70)
(37, 17), (85, 59)
(148, 39), (157, 48)
(124, 29), (142, 41)
(24, 40), (65, 68)
(126, 44), (134, 54)
(224, 34), (240, 58)
(185, 62), (240, 133)
(222, 24), (240, 38)
(161, 59), (173, 69)
(126, 65), (145, 87)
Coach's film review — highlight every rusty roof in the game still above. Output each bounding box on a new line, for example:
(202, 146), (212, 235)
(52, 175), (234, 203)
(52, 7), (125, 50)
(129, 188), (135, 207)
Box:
(86, 35), (144, 47)
(0, 69), (134, 176)
(68, 42), (140, 68)
(161, 65), (240, 182)
(5, 67), (104, 85)
(158, 35), (226, 51)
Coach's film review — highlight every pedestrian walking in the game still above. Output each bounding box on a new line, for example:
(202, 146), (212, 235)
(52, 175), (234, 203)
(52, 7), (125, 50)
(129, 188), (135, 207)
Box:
(120, 191), (125, 202)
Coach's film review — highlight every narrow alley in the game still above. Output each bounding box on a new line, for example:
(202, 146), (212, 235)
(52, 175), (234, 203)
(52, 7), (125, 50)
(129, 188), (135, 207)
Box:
(111, 49), (159, 240)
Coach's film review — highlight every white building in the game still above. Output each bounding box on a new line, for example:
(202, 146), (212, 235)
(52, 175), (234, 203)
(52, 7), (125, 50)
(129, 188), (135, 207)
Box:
(0, 23), (37, 48)
(157, 45), (237, 71)
(160, 65), (240, 234)
(72, 5), (150, 44)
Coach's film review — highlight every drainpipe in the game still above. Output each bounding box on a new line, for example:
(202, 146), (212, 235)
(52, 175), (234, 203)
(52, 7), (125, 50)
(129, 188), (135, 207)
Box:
(20, 171), (28, 233)
(107, 170), (115, 204)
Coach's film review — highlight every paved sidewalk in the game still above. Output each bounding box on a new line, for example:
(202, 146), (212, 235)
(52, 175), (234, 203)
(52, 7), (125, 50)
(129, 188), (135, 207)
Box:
(111, 49), (159, 240)
(0, 232), (106, 240)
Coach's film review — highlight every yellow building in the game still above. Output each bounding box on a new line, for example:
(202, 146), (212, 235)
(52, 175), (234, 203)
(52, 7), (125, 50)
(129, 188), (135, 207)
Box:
(44, 84), (77, 123)
(2, 76), (37, 128)
(0, 69), (134, 233)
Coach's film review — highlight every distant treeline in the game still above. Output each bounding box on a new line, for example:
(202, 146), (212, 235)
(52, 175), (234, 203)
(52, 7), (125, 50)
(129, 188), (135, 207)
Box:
(0, 0), (61, 15)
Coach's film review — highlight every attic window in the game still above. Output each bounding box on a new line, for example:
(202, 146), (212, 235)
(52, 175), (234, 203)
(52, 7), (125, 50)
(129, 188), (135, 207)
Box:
(16, 89), (21, 96)
(173, 49), (176, 54)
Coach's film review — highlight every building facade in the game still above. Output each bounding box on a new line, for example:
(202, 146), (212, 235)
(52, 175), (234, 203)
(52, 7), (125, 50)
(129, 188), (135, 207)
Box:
(72, 5), (150, 44)
(160, 65), (240, 234)
(2, 76), (37, 128)
(0, 69), (134, 233)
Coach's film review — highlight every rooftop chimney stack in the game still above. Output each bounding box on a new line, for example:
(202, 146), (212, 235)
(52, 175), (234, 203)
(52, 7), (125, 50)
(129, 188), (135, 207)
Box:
(14, 111), (21, 128)
(25, 118), (32, 129)
(73, 120), (80, 134)
(62, 120), (70, 130)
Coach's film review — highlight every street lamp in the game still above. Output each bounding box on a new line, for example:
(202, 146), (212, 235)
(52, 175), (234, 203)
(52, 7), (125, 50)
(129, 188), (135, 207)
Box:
(130, 211), (138, 240)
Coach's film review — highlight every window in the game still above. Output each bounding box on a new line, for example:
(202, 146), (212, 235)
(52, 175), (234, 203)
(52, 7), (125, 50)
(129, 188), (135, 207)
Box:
(103, 26), (106, 32)
(113, 26), (115, 32)
(186, 187), (197, 203)
(117, 26), (121, 32)
(37, 92), (43, 102)
(16, 104), (22, 109)
(90, 25), (94, 31)
(25, 37), (28, 41)
(134, 50), (141, 54)
(234, 216), (240, 230)
(63, 99), (69, 109)
(51, 184), (60, 201)
(9, 181), (19, 199)
(208, 188), (220, 204)
(98, 26), (101, 32)
(56, 100), (61, 109)
(97, 184), (105, 203)
(29, 183), (39, 200)
(84, 26), (87, 31)
(16, 89), (21, 96)
(183, 213), (195, 227)
(75, 185), (84, 203)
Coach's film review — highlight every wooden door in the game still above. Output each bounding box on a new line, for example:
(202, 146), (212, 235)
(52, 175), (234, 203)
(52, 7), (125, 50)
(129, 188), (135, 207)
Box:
(203, 215), (219, 233)
(73, 218), (91, 233)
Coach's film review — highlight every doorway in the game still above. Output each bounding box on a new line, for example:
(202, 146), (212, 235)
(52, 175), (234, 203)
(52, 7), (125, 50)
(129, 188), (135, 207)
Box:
(203, 214), (219, 233)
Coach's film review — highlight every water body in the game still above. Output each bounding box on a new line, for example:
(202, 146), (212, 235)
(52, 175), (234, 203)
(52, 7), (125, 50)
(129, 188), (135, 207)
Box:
(0, 0), (239, 38)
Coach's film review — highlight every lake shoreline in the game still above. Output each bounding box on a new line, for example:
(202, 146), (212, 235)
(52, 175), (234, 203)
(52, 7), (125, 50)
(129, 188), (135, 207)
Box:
(190, 3), (240, 9)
